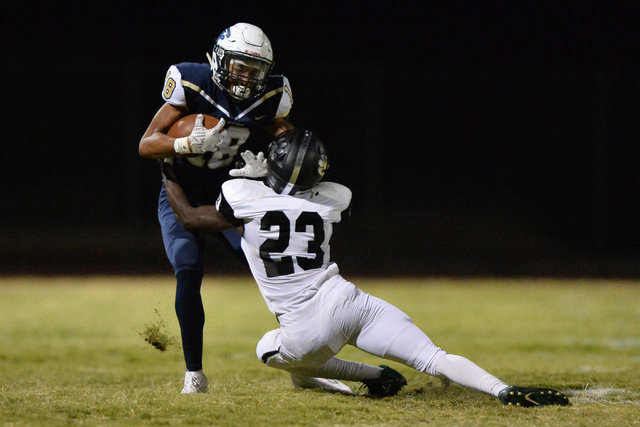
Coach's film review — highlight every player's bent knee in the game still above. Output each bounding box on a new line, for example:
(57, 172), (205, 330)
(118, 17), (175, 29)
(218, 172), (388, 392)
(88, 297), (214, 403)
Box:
(256, 329), (282, 363)
(256, 329), (293, 371)
(263, 352), (291, 370)
(172, 238), (200, 268)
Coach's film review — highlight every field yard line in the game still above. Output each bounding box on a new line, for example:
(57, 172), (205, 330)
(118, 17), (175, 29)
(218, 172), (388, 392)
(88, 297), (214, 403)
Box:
(560, 337), (640, 349)
(566, 386), (640, 406)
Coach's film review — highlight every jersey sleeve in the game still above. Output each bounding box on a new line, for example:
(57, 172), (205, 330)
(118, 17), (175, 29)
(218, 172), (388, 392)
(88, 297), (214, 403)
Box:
(334, 183), (352, 212)
(274, 76), (293, 119)
(161, 65), (187, 107)
(215, 191), (244, 227)
(319, 182), (352, 214)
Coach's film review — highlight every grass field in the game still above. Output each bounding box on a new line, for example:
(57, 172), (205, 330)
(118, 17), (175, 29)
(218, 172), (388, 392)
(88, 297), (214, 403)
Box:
(0, 275), (638, 426)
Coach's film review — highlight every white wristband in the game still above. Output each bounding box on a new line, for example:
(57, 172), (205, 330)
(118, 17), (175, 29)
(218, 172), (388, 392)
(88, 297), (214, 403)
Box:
(174, 137), (191, 154)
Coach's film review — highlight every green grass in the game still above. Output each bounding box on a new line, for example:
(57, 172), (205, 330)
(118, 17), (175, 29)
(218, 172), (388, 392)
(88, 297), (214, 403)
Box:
(0, 276), (638, 425)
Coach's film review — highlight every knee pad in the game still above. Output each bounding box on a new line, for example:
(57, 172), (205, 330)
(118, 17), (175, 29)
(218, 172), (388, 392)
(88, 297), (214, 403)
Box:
(256, 330), (294, 371)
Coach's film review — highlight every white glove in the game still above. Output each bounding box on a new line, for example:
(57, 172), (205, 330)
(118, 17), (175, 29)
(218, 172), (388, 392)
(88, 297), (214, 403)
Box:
(174, 114), (227, 154)
(229, 150), (267, 178)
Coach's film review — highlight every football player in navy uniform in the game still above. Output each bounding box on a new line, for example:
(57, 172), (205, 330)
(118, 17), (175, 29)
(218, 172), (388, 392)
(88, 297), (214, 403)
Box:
(161, 129), (570, 406)
(139, 23), (351, 394)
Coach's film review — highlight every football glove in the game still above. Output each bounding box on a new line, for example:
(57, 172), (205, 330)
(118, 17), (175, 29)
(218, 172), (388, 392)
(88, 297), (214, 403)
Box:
(229, 150), (267, 178)
(174, 114), (227, 154)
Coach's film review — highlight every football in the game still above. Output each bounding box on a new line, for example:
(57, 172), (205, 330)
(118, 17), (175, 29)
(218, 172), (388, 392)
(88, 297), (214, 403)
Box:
(167, 114), (220, 138)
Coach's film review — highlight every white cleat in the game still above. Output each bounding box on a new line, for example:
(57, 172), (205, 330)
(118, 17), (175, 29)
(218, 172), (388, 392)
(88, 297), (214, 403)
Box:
(181, 370), (208, 394)
(291, 374), (353, 394)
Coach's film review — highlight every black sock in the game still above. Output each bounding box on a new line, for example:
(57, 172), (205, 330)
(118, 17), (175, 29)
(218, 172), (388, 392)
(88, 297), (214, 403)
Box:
(175, 269), (205, 372)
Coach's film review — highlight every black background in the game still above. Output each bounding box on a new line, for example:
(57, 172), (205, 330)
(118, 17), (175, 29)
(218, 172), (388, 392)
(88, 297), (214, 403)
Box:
(3, 2), (640, 277)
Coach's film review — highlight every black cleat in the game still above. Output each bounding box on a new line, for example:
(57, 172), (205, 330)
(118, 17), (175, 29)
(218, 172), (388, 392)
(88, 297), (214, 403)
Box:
(361, 365), (407, 398)
(499, 385), (570, 407)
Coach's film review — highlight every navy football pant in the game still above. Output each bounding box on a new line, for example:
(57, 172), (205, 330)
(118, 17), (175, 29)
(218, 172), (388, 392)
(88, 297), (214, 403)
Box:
(158, 186), (241, 371)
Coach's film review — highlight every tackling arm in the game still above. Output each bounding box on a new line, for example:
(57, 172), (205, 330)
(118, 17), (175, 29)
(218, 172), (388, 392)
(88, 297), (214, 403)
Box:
(264, 117), (295, 136)
(164, 178), (234, 232)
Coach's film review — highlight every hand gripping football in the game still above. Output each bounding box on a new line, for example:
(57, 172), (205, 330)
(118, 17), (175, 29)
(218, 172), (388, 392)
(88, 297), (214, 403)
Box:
(167, 114), (220, 137)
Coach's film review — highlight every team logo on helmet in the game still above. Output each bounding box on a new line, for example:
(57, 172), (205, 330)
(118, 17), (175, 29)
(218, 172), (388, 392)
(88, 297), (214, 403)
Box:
(317, 154), (328, 177)
(217, 28), (231, 41)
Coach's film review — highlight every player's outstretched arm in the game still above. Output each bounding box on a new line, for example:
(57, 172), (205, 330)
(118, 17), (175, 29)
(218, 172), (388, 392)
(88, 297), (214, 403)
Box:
(164, 178), (233, 232)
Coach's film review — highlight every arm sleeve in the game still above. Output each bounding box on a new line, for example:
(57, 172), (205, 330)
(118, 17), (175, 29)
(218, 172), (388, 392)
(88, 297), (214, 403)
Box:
(215, 192), (244, 227)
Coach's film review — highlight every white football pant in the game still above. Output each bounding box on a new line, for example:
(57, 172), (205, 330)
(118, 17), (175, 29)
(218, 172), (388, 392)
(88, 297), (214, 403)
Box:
(256, 274), (507, 396)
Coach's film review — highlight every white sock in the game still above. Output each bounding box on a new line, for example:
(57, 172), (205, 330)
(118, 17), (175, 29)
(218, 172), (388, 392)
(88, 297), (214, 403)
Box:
(433, 354), (508, 397)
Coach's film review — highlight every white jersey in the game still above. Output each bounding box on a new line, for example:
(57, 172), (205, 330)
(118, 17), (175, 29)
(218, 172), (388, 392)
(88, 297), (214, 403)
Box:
(217, 179), (352, 315)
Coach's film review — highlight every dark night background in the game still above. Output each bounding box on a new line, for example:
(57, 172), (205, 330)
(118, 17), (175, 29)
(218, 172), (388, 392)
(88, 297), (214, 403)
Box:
(2, 2), (640, 277)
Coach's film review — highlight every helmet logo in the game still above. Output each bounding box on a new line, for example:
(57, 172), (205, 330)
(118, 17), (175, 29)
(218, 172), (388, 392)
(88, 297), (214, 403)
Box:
(217, 28), (231, 41)
(317, 155), (328, 177)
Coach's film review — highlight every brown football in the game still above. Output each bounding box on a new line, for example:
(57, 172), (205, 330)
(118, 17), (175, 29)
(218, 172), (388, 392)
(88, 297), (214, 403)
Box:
(167, 114), (220, 137)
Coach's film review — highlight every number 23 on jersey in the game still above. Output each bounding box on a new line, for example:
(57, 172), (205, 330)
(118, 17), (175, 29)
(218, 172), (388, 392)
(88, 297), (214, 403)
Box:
(259, 210), (325, 278)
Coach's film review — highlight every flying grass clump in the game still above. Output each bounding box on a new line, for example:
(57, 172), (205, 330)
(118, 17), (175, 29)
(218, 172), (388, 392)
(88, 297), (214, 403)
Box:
(140, 309), (177, 351)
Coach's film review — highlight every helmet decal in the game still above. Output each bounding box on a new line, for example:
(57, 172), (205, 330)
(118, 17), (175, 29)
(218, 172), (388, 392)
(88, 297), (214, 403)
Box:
(218, 27), (231, 41)
(317, 154), (328, 177)
(286, 130), (313, 187)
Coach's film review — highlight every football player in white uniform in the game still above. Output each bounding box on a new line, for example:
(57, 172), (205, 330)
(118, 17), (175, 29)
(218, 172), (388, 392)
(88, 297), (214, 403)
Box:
(163, 129), (570, 406)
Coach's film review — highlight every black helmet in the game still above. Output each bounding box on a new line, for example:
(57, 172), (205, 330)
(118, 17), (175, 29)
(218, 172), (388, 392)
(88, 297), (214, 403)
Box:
(266, 129), (328, 195)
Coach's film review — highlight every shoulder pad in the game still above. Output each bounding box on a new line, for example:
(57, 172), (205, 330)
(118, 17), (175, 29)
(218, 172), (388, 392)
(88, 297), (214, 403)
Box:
(275, 75), (293, 118)
(315, 182), (352, 211)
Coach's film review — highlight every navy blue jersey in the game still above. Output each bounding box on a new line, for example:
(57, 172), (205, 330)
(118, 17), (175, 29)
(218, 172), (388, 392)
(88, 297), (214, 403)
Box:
(167, 63), (292, 128)
(161, 62), (293, 205)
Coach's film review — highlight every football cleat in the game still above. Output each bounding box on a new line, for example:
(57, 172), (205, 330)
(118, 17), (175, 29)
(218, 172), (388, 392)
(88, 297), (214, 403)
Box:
(361, 365), (407, 398)
(181, 370), (208, 394)
(290, 374), (353, 394)
(498, 385), (570, 407)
